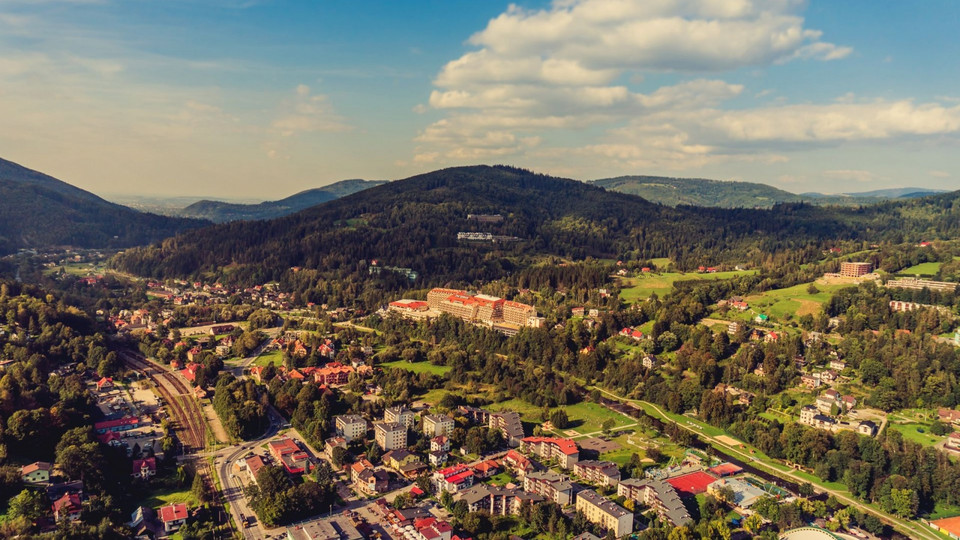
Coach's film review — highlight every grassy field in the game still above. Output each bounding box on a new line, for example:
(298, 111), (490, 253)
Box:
(734, 281), (852, 322)
(619, 269), (756, 303)
(381, 360), (452, 376)
(899, 261), (943, 276)
(43, 262), (107, 277)
(253, 349), (283, 367)
(136, 484), (198, 509)
(486, 399), (635, 435)
(887, 423), (945, 447)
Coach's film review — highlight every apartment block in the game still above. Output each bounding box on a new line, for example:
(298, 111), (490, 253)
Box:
(423, 414), (455, 438)
(574, 460), (621, 488)
(384, 406), (415, 429)
(575, 489), (633, 538)
(523, 471), (573, 505)
(374, 422), (407, 451)
(335, 414), (367, 442)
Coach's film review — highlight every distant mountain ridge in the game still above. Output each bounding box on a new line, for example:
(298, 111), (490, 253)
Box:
(591, 176), (802, 208)
(0, 157), (208, 255)
(110, 165), (960, 286)
(176, 179), (388, 223)
(592, 175), (948, 208)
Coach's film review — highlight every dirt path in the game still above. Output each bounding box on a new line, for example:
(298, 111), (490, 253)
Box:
(203, 403), (231, 444)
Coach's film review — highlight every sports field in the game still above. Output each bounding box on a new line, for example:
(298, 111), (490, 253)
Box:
(667, 471), (718, 496)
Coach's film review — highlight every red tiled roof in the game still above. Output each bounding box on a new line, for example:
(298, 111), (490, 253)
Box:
(446, 471), (473, 485)
(94, 416), (140, 430)
(22, 461), (52, 475)
(522, 436), (578, 455)
(159, 502), (189, 523)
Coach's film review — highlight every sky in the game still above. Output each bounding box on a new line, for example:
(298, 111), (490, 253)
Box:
(2, 0), (959, 199)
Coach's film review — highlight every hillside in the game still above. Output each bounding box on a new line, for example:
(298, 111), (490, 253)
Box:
(593, 175), (948, 208)
(176, 179), (388, 222)
(113, 165), (960, 286)
(0, 158), (209, 254)
(592, 176), (802, 208)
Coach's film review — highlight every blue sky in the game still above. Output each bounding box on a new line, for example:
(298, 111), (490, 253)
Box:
(1, 0), (958, 199)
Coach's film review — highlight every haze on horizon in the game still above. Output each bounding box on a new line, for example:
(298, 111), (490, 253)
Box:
(2, 0), (959, 199)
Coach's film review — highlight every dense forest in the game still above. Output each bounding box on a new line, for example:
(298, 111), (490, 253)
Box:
(111, 166), (960, 291)
(0, 158), (208, 255)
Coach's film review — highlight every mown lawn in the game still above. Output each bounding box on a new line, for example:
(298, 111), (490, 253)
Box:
(619, 270), (757, 303)
(381, 360), (452, 376)
(898, 261), (947, 276)
(136, 484), (198, 509)
(253, 349), (283, 367)
(888, 423), (944, 447)
(486, 399), (634, 435)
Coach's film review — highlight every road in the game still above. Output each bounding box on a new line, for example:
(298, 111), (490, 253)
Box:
(226, 326), (282, 378)
(591, 387), (945, 540)
(214, 406), (287, 539)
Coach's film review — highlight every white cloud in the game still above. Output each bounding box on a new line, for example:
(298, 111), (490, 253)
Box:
(414, 0), (960, 181)
(269, 84), (350, 137)
(415, 0), (858, 172)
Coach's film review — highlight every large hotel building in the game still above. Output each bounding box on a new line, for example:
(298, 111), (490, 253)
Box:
(422, 288), (542, 328)
(839, 262), (873, 278)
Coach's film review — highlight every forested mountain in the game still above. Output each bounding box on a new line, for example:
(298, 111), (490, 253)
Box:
(111, 165), (960, 287)
(593, 175), (949, 208)
(176, 179), (388, 222)
(0, 158), (209, 255)
(591, 175), (803, 208)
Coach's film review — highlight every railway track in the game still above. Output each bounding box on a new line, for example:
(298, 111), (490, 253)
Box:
(120, 350), (207, 453)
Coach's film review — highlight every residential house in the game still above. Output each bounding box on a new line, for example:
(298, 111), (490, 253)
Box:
(131, 457), (157, 479)
(433, 464), (475, 493)
(800, 374), (822, 389)
(244, 455), (267, 485)
(52, 492), (82, 522)
(501, 449), (535, 477)
(799, 405), (838, 431)
(473, 460), (500, 479)
(325, 436), (347, 458)
(858, 420), (878, 437)
(430, 436), (451, 453)
(938, 408), (960, 425)
(383, 449), (418, 471)
(429, 451), (448, 467)
(575, 489), (633, 538)
(946, 432), (960, 451)
(159, 503), (189, 533)
(399, 461), (429, 479)
(22, 461), (52, 483)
